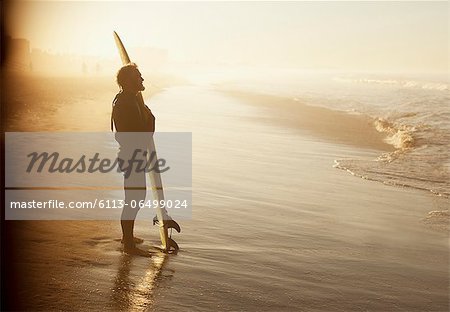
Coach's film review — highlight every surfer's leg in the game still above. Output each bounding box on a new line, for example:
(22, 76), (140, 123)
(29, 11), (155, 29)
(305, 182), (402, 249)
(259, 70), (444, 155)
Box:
(121, 218), (150, 257)
(121, 219), (135, 248)
(121, 171), (146, 253)
(120, 203), (141, 248)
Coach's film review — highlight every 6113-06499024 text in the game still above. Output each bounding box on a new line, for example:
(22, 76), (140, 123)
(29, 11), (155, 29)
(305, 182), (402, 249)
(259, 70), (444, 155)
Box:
(9, 199), (188, 209)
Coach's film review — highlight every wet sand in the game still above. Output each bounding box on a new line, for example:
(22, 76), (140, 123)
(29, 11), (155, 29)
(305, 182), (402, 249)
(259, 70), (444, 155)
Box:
(2, 73), (182, 311)
(2, 76), (448, 311)
(4, 220), (168, 311)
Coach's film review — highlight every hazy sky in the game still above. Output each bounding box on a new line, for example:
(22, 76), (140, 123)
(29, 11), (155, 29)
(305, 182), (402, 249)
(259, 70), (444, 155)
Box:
(6, 1), (449, 72)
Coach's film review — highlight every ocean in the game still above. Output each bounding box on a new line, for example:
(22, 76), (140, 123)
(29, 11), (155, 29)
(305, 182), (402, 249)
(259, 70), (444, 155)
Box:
(146, 69), (448, 311)
(185, 68), (450, 197)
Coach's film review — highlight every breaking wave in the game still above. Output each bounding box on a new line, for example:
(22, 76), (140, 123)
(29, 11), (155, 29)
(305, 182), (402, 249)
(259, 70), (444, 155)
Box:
(374, 118), (416, 150)
(330, 71), (450, 198)
(334, 77), (449, 91)
(335, 115), (450, 197)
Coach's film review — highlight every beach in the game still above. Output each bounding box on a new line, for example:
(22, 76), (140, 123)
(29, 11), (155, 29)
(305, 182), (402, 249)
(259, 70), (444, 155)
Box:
(3, 73), (449, 311)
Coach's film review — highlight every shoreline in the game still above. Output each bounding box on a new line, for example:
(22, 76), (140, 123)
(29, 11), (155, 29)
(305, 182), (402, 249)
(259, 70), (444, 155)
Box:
(218, 88), (450, 198)
(220, 89), (395, 153)
(2, 83), (448, 311)
(151, 86), (449, 311)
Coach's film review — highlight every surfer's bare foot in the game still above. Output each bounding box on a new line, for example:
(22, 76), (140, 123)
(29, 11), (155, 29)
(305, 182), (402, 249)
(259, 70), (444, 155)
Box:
(119, 237), (144, 244)
(123, 246), (152, 257)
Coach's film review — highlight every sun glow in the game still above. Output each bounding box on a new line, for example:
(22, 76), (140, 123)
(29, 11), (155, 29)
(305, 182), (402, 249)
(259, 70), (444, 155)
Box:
(5, 1), (448, 73)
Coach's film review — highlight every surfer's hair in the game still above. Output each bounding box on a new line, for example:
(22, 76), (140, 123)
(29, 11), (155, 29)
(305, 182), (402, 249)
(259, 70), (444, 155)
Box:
(116, 63), (139, 89)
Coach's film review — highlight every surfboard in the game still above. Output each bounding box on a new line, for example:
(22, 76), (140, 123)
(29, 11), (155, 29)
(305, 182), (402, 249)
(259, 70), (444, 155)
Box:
(113, 31), (181, 253)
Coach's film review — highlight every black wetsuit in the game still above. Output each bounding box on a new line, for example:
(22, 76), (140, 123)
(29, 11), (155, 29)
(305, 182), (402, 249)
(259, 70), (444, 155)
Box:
(112, 91), (155, 132)
(111, 91), (155, 244)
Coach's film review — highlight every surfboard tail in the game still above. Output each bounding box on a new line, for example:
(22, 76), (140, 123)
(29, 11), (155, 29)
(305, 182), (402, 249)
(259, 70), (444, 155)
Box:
(153, 215), (181, 253)
(157, 225), (180, 254)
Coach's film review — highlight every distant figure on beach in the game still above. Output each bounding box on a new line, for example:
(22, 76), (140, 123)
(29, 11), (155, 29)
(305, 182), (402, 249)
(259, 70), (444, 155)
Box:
(111, 63), (155, 257)
(82, 62), (88, 75)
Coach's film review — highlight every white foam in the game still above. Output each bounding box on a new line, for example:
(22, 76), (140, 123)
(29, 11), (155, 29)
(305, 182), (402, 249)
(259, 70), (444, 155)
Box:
(374, 118), (415, 150)
(334, 76), (449, 91)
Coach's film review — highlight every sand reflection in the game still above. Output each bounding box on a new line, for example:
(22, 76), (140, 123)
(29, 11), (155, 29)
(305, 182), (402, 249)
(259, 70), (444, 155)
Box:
(112, 253), (166, 311)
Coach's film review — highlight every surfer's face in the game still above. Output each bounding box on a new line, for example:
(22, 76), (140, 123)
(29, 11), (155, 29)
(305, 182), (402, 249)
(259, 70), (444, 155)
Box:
(124, 69), (145, 93)
(132, 69), (145, 92)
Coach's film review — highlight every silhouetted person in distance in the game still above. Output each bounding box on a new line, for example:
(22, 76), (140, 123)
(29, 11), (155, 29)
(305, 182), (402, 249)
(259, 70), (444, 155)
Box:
(82, 62), (88, 75)
(111, 63), (155, 257)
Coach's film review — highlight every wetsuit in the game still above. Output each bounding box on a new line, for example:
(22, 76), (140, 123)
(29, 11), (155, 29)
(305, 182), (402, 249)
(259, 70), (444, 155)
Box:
(111, 91), (155, 247)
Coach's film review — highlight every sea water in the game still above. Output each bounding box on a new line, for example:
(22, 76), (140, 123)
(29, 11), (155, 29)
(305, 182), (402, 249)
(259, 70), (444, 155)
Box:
(185, 67), (450, 197)
(147, 74), (448, 311)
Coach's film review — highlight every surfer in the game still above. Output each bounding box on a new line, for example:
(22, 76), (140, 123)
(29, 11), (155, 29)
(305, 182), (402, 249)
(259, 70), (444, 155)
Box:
(112, 63), (155, 257)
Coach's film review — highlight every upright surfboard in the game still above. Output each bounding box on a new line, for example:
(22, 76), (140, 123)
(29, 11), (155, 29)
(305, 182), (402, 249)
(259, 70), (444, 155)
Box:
(113, 31), (180, 253)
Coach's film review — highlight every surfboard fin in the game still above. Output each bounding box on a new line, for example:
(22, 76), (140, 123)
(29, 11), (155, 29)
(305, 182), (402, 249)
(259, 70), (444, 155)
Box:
(167, 237), (179, 253)
(153, 216), (181, 233)
(166, 219), (181, 233)
(155, 237), (179, 254)
(153, 214), (181, 253)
